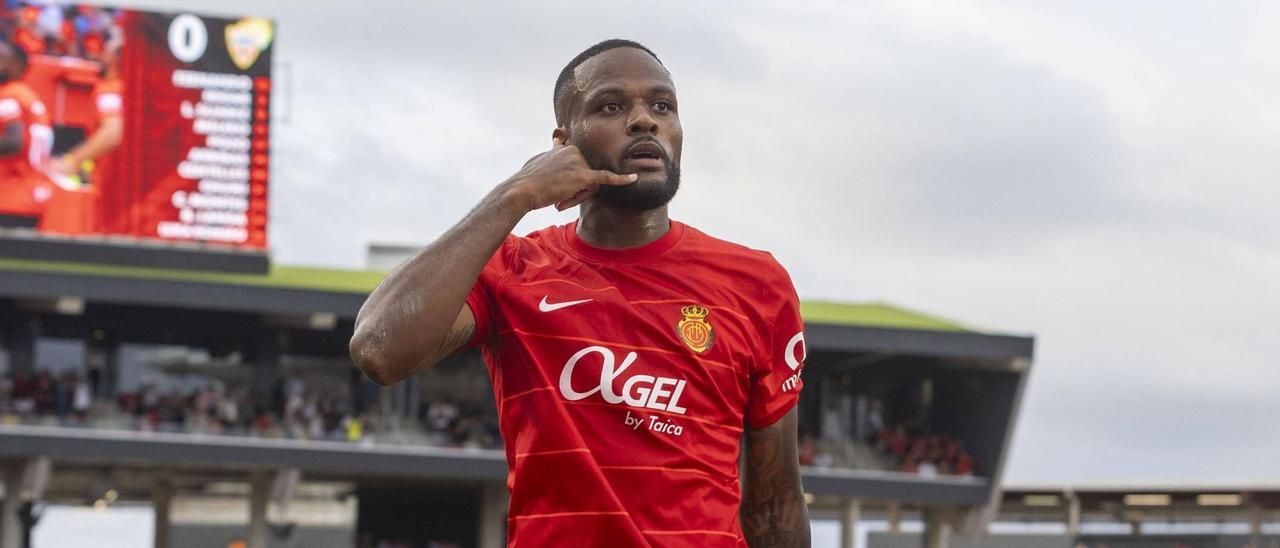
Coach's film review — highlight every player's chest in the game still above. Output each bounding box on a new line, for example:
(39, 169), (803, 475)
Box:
(490, 261), (757, 375)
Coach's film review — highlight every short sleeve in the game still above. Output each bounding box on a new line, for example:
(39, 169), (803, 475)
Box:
(96, 92), (123, 116)
(745, 259), (807, 429)
(93, 80), (123, 116)
(458, 234), (521, 352)
(0, 98), (20, 123)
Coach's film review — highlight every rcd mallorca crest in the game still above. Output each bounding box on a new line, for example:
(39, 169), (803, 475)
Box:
(676, 305), (715, 354)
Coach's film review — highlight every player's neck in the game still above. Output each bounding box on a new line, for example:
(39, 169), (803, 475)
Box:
(575, 202), (670, 249)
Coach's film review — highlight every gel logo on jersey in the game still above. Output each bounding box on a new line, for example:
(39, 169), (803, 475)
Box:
(558, 346), (688, 415)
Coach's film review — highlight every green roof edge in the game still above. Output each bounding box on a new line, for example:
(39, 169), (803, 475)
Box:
(0, 258), (971, 332)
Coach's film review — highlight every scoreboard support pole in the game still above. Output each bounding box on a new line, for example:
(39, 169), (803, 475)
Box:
(478, 481), (509, 548)
(248, 470), (270, 548)
(0, 458), (43, 548)
(839, 497), (861, 548)
(152, 474), (174, 548)
(0, 462), (21, 548)
(1066, 491), (1081, 537)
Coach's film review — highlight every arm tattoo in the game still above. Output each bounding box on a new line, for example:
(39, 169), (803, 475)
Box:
(436, 322), (477, 358)
(740, 409), (810, 547)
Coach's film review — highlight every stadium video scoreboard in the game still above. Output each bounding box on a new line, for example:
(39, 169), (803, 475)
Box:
(1, 3), (274, 250)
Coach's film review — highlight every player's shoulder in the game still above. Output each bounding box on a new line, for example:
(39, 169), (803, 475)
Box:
(0, 83), (47, 118)
(489, 222), (571, 264)
(678, 222), (791, 279)
(506, 222), (567, 254)
(0, 83), (40, 120)
(522, 222), (566, 244)
(0, 82), (40, 104)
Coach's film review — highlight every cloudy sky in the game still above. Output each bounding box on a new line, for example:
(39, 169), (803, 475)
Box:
(123, 0), (1279, 485)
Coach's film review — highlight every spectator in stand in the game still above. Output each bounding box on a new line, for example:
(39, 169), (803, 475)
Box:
(865, 399), (884, 443)
(820, 400), (843, 444)
(0, 374), (10, 416)
(0, 368), (509, 450)
(426, 398), (459, 433)
(71, 371), (91, 421)
(32, 370), (54, 415)
(10, 373), (36, 417)
(798, 430), (816, 466)
(874, 420), (977, 477)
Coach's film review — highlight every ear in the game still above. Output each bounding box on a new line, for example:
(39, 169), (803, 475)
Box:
(551, 126), (570, 145)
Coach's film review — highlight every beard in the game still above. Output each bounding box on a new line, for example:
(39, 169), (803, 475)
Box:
(589, 141), (681, 211)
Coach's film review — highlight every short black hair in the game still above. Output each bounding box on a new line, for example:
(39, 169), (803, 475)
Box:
(554, 39), (663, 126)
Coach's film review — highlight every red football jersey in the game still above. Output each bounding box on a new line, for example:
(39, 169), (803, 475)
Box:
(0, 80), (52, 175)
(464, 220), (807, 547)
(0, 81), (53, 216)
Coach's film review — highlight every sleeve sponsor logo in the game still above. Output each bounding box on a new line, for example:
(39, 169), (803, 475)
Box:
(785, 332), (806, 371)
(781, 331), (806, 392)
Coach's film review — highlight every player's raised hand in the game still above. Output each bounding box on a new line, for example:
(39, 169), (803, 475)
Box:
(507, 137), (636, 213)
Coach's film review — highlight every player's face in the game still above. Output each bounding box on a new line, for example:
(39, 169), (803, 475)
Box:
(564, 48), (683, 211)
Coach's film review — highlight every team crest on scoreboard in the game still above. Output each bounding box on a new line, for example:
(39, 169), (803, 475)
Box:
(225, 17), (274, 70)
(676, 305), (715, 354)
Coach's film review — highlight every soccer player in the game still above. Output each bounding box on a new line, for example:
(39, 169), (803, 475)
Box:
(47, 32), (123, 183)
(351, 40), (811, 547)
(0, 40), (53, 219)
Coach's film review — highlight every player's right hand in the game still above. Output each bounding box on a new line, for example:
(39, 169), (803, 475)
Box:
(507, 137), (636, 212)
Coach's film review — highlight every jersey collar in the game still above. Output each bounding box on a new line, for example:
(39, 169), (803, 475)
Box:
(564, 219), (686, 263)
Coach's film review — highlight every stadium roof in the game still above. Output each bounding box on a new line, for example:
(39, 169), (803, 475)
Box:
(0, 257), (386, 294)
(2, 258), (972, 331)
(1, 256), (1032, 358)
(800, 301), (969, 332)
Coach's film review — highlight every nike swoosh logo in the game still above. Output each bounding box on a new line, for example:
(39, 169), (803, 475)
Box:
(539, 295), (593, 312)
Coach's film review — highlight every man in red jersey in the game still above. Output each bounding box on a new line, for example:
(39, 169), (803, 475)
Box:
(351, 39), (810, 547)
(0, 40), (53, 219)
(48, 32), (123, 183)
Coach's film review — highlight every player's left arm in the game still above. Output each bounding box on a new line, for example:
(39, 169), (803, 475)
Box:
(741, 406), (811, 548)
